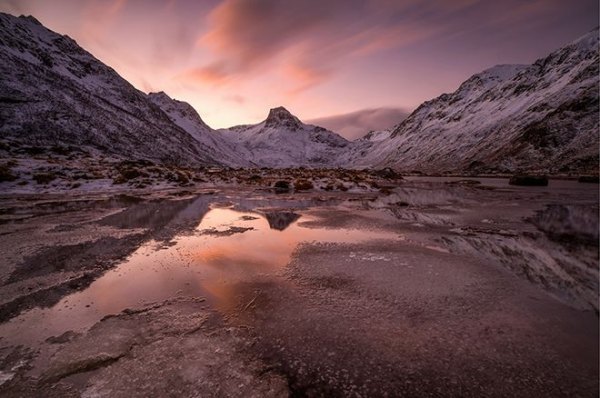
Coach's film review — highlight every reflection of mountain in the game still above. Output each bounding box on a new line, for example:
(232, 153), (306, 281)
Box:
(264, 212), (301, 231)
(99, 195), (215, 241)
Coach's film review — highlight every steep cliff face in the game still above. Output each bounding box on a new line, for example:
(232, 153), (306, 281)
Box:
(343, 29), (599, 174)
(0, 13), (222, 166)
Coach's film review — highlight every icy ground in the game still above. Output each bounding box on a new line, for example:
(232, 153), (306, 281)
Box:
(0, 178), (597, 397)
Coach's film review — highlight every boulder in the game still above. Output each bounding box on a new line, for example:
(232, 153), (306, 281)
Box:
(294, 179), (314, 191)
(373, 167), (402, 180)
(273, 180), (291, 193)
(509, 175), (548, 186)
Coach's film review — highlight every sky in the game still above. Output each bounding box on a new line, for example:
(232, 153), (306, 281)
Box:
(0, 0), (598, 137)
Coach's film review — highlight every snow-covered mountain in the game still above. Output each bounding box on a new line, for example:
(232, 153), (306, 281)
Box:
(0, 12), (346, 169)
(359, 130), (393, 142)
(344, 29), (599, 174)
(145, 95), (349, 168)
(0, 13), (224, 166)
(1, 12), (597, 175)
(218, 106), (349, 168)
(147, 92), (252, 167)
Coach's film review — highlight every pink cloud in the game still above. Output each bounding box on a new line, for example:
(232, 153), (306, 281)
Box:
(192, 0), (452, 92)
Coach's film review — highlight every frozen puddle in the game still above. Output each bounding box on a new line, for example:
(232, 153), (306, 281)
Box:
(0, 207), (398, 346)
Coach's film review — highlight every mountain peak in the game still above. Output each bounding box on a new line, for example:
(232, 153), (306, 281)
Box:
(148, 91), (171, 101)
(17, 14), (42, 25)
(147, 91), (213, 133)
(265, 106), (302, 129)
(268, 106), (292, 115)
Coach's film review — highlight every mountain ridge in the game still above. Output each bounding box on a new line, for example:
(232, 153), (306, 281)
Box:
(341, 28), (599, 174)
(147, 91), (254, 167)
(0, 12), (224, 166)
(0, 12), (597, 175)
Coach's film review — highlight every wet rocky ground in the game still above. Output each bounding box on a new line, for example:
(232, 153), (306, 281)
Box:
(0, 177), (597, 397)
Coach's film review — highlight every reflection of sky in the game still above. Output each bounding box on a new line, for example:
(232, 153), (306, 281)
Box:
(0, 0), (597, 131)
(0, 208), (397, 346)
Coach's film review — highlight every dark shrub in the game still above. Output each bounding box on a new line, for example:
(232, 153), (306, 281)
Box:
(51, 146), (72, 156)
(0, 164), (17, 182)
(336, 183), (349, 192)
(119, 168), (146, 180)
(294, 179), (313, 191)
(175, 171), (189, 185)
(248, 174), (262, 182)
(21, 146), (46, 155)
(273, 180), (291, 193)
(33, 173), (56, 184)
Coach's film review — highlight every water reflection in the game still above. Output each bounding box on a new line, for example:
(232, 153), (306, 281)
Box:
(264, 212), (301, 231)
(1, 207), (397, 346)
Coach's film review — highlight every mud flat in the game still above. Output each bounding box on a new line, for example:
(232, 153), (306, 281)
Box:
(0, 178), (597, 397)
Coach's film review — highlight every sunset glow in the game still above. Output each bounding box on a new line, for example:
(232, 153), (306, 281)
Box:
(1, 0), (597, 133)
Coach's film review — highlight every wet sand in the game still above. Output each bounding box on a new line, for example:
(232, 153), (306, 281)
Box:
(0, 178), (597, 397)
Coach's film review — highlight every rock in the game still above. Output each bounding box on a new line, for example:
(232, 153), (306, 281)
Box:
(273, 180), (291, 193)
(294, 179), (314, 191)
(373, 168), (402, 180)
(530, 204), (599, 245)
(578, 175), (599, 183)
(264, 106), (302, 130)
(46, 330), (79, 344)
(509, 175), (548, 186)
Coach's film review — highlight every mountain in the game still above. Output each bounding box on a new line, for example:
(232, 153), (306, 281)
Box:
(147, 92), (252, 167)
(218, 106), (349, 168)
(344, 29), (599, 175)
(0, 13), (223, 166)
(1, 12), (597, 175)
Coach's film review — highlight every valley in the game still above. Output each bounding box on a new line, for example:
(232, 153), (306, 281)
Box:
(0, 13), (598, 176)
(0, 8), (598, 398)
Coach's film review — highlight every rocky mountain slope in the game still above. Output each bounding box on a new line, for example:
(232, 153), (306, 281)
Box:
(344, 29), (599, 174)
(218, 107), (349, 168)
(0, 13), (223, 166)
(0, 12), (348, 170)
(0, 12), (597, 175)
(147, 92), (252, 167)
